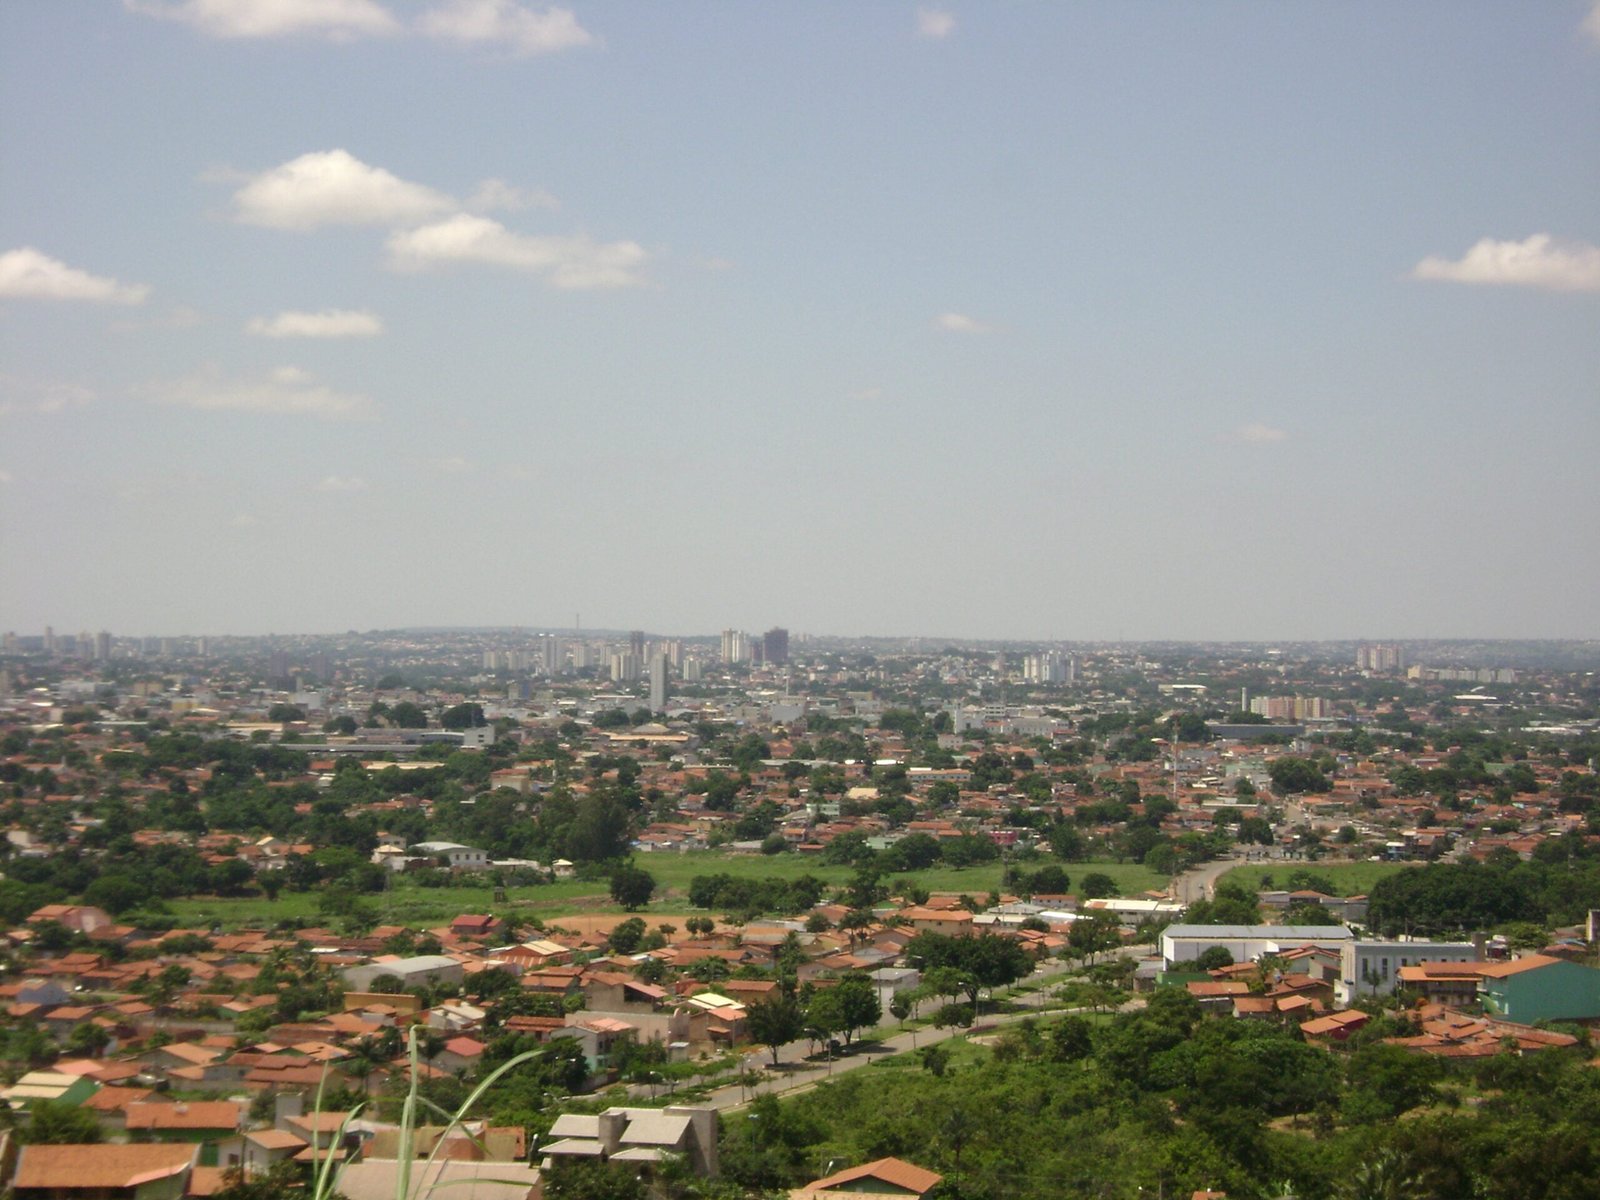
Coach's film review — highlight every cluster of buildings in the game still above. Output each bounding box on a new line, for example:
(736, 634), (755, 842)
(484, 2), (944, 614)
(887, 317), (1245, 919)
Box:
(1159, 918), (1600, 1056)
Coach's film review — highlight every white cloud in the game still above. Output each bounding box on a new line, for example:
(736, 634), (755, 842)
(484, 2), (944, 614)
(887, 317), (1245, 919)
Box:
(1411, 234), (1600, 293)
(148, 365), (376, 419)
(230, 512), (261, 527)
(0, 247), (149, 304)
(417, 0), (595, 56)
(849, 387), (885, 402)
(916, 8), (956, 39)
(0, 468), (13, 485)
(1220, 422), (1290, 445)
(247, 308), (384, 338)
(1585, 2), (1600, 46)
(125, 0), (400, 40)
(435, 455), (472, 473)
(386, 213), (648, 288)
(468, 178), (559, 212)
(0, 377), (95, 417)
(313, 474), (368, 492)
(934, 311), (991, 334)
(232, 149), (455, 230)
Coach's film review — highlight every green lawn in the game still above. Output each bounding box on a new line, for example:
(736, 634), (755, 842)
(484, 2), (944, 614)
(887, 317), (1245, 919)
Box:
(163, 851), (1171, 931)
(1217, 859), (1412, 897)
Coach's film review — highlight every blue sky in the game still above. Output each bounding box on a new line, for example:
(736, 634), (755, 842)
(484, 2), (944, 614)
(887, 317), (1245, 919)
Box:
(2, 1), (1597, 641)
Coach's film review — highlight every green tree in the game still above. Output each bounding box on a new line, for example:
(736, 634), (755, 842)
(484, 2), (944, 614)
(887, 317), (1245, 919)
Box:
(1067, 912), (1122, 964)
(1195, 945), (1235, 971)
(1077, 872), (1119, 900)
(608, 917), (648, 954)
(609, 864), (657, 911)
(746, 994), (805, 1065)
(1268, 756), (1332, 795)
(441, 702), (487, 730)
(388, 701), (429, 729)
(23, 1099), (102, 1144)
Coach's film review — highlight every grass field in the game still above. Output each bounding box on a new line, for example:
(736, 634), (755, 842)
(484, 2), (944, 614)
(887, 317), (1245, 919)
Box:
(1217, 859), (1413, 896)
(163, 852), (1170, 931)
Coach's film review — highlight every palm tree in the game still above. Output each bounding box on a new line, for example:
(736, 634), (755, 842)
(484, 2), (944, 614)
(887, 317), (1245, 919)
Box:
(1342, 1150), (1423, 1200)
(941, 1108), (976, 1193)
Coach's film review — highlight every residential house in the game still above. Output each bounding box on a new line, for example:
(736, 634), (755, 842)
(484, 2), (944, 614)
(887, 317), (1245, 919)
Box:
(794, 1157), (943, 1199)
(541, 1106), (718, 1177)
(410, 842), (488, 871)
(448, 915), (504, 942)
(432, 1037), (486, 1075)
(214, 1129), (307, 1174)
(13, 1144), (197, 1200)
(334, 1160), (542, 1200)
(1477, 955), (1600, 1024)
(124, 1102), (244, 1149)
(1, 1071), (99, 1110)
(26, 906), (115, 935)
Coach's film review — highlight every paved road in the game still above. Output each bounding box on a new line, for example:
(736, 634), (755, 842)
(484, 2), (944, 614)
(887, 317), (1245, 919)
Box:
(673, 947), (1153, 1112)
(646, 853), (1238, 1111)
(1171, 852), (1240, 906)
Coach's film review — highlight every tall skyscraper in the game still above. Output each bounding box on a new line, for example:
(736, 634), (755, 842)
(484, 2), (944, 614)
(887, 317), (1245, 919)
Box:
(762, 627), (789, 666)
(629, 630), (645, 660)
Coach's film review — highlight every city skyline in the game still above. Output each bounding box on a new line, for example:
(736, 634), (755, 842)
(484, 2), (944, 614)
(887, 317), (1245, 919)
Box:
(2, 2), (1597, 641)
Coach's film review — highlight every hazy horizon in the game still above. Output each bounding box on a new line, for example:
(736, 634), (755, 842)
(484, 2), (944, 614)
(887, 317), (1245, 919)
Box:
(3, 3), (1597, 641)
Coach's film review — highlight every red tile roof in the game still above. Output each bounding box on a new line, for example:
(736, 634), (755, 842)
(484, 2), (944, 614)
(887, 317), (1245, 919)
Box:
(16, 1144), (196, 1190)
(803, 1157), (943, 1196)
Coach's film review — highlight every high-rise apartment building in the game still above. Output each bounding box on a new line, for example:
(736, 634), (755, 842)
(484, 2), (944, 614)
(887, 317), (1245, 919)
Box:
(649, 654), (668, 713)
(1023, 650), (1074, 684)
(720, 629), (749, 664)
(1249, 695), (1330, 721)
(1356, 643), (1405, 672)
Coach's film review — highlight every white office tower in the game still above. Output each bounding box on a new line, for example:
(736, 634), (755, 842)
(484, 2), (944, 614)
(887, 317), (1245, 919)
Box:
(663, 639), (684, 669)
(572, 641), (593, 670)
(610, 651), (641, 683)
(649, 654), (668, 712)
(683, 657), (704, 682)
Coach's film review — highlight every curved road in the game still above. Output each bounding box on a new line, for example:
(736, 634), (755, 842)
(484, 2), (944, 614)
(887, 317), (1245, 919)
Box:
(648, 852), (1240, 1112)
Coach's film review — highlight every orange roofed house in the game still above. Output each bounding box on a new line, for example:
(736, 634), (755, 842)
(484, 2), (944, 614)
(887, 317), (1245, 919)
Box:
(794, 1157), (943, 1199)
(14, 1144), (197, 1200)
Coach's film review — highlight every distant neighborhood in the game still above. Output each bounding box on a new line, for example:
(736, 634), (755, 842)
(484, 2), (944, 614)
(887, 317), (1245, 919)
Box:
(1, 629), (1597, 1199)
